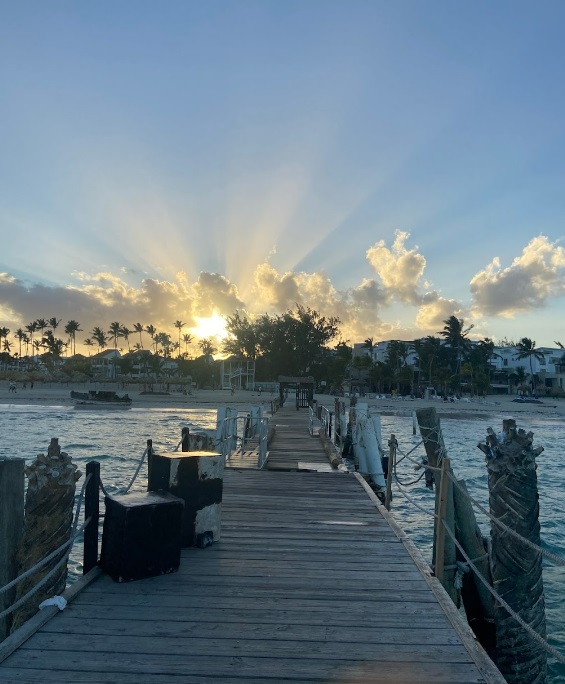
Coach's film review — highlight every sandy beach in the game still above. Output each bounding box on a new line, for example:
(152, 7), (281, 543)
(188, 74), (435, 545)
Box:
(1, 381), (563, 423)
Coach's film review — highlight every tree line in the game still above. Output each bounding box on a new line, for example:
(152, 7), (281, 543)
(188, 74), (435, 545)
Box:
(0, 308), (560, 395)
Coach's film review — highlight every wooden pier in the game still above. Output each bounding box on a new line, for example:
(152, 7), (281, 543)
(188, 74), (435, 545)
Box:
(0, 407), (503, 683)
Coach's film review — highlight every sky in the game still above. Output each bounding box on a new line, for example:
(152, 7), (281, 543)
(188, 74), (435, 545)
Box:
(2, 0), (565, 353)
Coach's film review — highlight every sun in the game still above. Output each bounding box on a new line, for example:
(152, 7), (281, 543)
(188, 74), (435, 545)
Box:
(190, 313), (229, 341)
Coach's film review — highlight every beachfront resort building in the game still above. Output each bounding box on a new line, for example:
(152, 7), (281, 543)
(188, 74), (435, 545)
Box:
(351, 339), (565, 396)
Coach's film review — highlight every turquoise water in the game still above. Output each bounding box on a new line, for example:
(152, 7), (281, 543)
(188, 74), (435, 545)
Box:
(1, 403), (564, 681)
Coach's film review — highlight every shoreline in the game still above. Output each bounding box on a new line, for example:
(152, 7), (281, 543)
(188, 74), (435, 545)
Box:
(1, 382), (563, 422)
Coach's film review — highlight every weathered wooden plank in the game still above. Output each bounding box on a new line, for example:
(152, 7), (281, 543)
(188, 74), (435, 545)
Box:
(1, 650), (488, 682)
(80, 582), (438, 603)
(41, 617), (462, 644)
(21, 632), (474, 662)
(0, 662), (488, 684)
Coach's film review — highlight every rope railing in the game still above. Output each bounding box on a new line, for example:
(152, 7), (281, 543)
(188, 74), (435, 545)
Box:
(122, 446), (149, 495)
(0, 472), (92, 621)
(397, 429), (565, 568)
(314, 398), (564, 668)
(391, 474), (565, 665)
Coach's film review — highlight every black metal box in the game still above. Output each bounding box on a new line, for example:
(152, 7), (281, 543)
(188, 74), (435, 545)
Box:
(100, 490), (184, 582)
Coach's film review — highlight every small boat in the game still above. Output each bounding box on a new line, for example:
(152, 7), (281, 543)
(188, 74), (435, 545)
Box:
(512, 396), (544, 404)
(71, 390), (132, 409)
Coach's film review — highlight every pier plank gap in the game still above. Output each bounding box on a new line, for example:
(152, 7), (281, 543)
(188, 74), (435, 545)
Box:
(0, 406), (503, 683)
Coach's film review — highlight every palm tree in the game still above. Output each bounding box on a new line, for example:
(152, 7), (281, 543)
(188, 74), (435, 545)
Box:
(35, 318), (48, 338)
(48, 317), (61, 333)
(107, 322), (124, 351)
(155, 332), (173, 357)
(199, 338), (217, 360)
(412, 336), (442, 389)
(14, 328), (26, 360)
(25, 321), (38, 355)
(83, 338), (95, 355)
(514, 338), (545, 395)
(0, 327), (10, 352)
(439, 316), (473, 394)
(174, 320), (185, 358)
(91, 326), (107, 352)
(132, 322), (145, 349)
(362, 337), (375, 360)
(42, 330), (67, 362)
(182, 333), (193, 358)
(509, 366), (528, 394)
(120, 325), (131, 351)
(107, 322), (124, 380)
(64, 320), (82, 356)
(145, 325), (157, 353)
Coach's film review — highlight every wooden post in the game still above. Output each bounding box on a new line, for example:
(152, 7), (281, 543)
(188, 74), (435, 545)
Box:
(384, 434), (396, 511)
(415, 407), (443, 490)
(11, 438), (80, 631)
(148, 451), (224, 547)
(434, 457), (450, 583)
(453, 478), (495, 653)
(181, 427), (190, 452)
(0, 458), (25, 640)
(146, 439), (153, 474)
(478, 419), (547, 684)
(83, 461), (100, 575)
(412, 410), (417, 436)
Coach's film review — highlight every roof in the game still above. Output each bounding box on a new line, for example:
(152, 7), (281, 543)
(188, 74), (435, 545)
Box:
(278, 375), (315, 384)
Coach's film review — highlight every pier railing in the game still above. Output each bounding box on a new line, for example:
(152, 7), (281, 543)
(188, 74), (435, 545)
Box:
(216, 412), (270, 468)
(317, 402), (565, 680)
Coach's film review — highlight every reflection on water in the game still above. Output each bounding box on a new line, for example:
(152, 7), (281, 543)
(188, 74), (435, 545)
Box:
(1, 404), (564, 681)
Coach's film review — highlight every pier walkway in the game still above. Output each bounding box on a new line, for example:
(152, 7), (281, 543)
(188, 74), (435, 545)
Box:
(0, 408), (503, 683)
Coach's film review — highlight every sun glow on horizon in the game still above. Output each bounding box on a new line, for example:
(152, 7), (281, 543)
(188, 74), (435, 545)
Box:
(190, 312), (229, 341)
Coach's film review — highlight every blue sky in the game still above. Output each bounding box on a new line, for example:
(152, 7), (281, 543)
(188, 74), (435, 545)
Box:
(1, 1), (565, 349)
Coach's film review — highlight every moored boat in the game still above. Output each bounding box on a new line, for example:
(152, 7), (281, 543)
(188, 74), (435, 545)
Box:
(71, 390), (132, 409)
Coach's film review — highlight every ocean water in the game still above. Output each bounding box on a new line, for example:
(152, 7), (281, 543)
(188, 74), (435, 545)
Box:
(1, 402), (564, 681)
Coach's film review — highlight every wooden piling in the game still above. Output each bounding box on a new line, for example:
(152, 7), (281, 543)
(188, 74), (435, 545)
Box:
(416, 411), (458, 605)
(83, 461), (100, 575)
(478, 419), (547, 684)
(384, 434), (396, 511)
(434, 458), (458, 605)
(11, 438), (80, 632)
(434, 458), (449, 584)
(181, 427), (190, 452)
(416, 407), (443, 490)
(0, 458), (25, 640)
(453, 478), (495, 653)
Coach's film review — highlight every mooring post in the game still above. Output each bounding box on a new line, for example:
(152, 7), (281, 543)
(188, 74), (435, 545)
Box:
(384, 434), (396, 511)
(181, 427), (190, 452)
(478, 419), (547, 684)
(452, 477), (495, 653)
(83, 461), (100, 575)
(146, 439), (153, 474)
(434, 457), (450, 583)
(10, 438), (81, 632)
(0, 457), (25, 640)
(415, 407), (443, 490)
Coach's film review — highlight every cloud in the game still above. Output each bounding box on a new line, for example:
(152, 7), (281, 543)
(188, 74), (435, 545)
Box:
(0, 270), (244, 344)
(190, 272), (245, 317)
(470, 235), (565, 317)
(4, 231), (563, 353)
(415, 294), (469, 331)
(366, 230), (427, 305)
